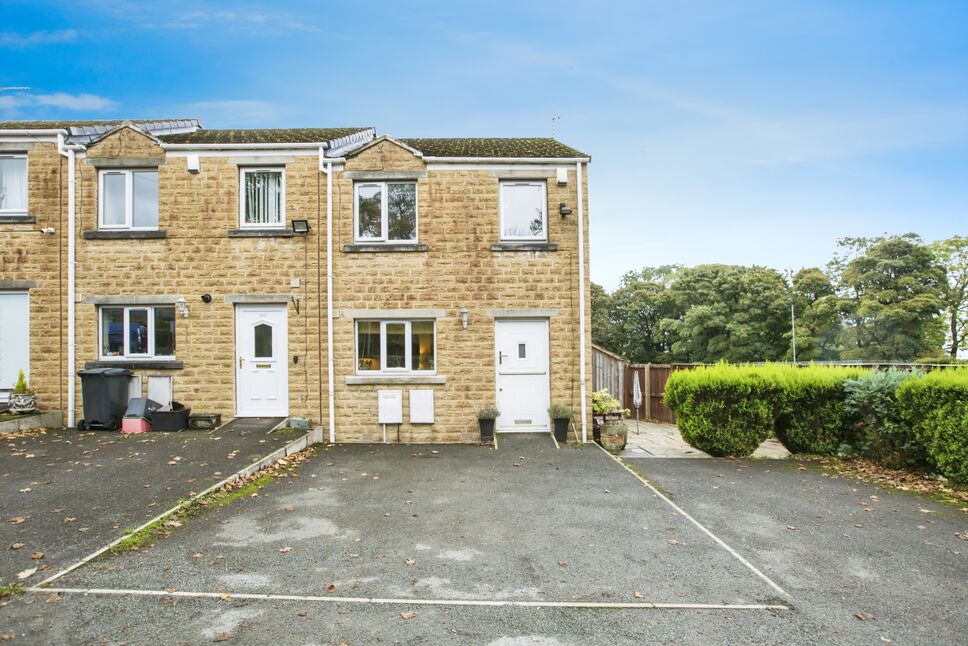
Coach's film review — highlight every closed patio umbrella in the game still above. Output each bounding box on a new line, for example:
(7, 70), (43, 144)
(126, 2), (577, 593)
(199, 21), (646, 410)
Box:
(632, 370), (643, 434)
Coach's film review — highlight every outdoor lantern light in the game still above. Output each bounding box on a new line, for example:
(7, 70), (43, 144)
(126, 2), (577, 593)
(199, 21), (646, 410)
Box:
(201, 293), (212, 303)
(291, 219), (310, 234)
(459, 307), (469, 329)
(559, 202), (573, 217)
(175, 297), (189, 318)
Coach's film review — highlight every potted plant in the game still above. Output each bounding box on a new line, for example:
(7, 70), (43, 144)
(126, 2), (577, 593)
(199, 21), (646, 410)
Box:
(478, 405), (498, 444)
(548, 403), (573, 443)
(601, 419), (628, 454)
(9, 370), (37, 415)
(592, 389), (624, 441)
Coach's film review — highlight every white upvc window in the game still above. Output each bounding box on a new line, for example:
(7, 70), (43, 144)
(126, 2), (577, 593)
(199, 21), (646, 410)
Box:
(0, 154), (28, 214)
(354, 181), (418, 243)
(99, 306), (176, 360)
(499, 180), (547, 241)
(98, 169), (159, 229)
(355, 320), (436, 374)
(240, 167), (285, 228)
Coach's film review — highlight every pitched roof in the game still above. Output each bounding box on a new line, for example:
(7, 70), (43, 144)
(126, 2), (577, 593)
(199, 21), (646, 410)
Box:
(0, 119), (202, 145)
(159, 128), (373, 144)
(399, 137), (587, 159)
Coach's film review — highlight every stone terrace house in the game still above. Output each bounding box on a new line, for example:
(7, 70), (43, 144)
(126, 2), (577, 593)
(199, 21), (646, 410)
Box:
(0, 120), (591, 443)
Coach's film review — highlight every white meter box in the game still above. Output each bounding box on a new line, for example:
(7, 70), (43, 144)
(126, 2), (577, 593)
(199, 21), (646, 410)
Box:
(409, 390), (434, 424)
(377, 390), (403, 424)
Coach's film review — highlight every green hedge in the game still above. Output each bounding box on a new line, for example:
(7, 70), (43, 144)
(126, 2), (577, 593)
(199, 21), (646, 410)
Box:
(896, 369), (968, 484)
(772, 365), (866, 454)
(844, 369), (928, 469)
(664, 364), (779, 457)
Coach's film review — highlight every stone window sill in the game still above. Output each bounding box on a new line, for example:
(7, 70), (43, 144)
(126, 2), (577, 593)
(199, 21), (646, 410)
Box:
(228, 228), (296, 238)
(342, 243), (428, 253)
(83, 229), (167, 240)
(0, 214), (36, 224)
(491, 242), (558, 252)
(345, 375), (447, 385)
(85, 360), (184, 370)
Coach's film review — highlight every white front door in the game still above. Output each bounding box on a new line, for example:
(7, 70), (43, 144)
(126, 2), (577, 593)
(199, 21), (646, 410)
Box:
(0, 292), (29, 397)
(495, 319), (550, 432)
(235, 304), (288, 417)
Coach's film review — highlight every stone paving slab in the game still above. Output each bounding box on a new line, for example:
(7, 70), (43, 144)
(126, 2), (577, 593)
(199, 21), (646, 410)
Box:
(621, 421), (790, 459)
(0, 423), (298, 586)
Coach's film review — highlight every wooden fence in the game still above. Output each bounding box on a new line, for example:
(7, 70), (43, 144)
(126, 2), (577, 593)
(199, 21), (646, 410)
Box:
(592, 345), (696, 424)
(591, 344), (624, 402)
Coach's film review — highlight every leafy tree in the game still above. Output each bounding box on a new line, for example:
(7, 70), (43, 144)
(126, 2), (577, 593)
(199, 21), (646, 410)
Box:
(606, 266), (680, 363)
(930, 235), (968, 358)
(590, 282), (617, 351)
(659, 264), (792, 362)
(788, 268), (842, 360)
(833, 234), (946, 361)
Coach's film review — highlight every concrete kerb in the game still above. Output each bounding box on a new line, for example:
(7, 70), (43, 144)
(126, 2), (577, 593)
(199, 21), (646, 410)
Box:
(32, 425), (323, 588)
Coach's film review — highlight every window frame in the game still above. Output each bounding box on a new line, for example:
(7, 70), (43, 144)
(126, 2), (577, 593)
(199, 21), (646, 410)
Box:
(354, 319), (436, 375)
(499, 180), (548, 242)
(239, 166), (286, 229)
(0, 153), (29, 214)
(98, 305), (176, 360)
(352, 180), (419, 243)
(97, 168), (159, 230)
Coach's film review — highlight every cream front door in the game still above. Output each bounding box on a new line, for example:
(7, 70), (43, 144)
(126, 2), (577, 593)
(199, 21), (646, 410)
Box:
(235, 304), (288, 417)
(495, 319), (550, 432)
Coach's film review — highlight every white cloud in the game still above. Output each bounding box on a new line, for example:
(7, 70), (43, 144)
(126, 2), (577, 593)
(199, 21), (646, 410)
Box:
(0, 91), (118, 116)
(0, 29), (78, 47)
(176, 100), (281, 126)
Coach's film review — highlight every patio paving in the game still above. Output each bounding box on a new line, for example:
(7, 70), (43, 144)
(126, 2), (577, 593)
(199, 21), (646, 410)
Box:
(621, 420), (791, 459)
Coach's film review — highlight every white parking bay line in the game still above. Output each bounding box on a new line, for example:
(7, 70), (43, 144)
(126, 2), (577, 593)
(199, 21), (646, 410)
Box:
(596, 443), (791, 599)
(32, 586), (790, 611)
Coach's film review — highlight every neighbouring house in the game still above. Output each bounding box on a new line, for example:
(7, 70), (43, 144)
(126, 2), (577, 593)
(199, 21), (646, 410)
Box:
(0, 119), (591, 442)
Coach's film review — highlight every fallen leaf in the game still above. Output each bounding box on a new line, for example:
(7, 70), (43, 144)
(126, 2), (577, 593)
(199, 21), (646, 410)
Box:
(283, 505), (294, 512)
(279, 546), (292, 553)
(324, 583), (336, 592)
(16, 567), (37, 580)
(404, 558), (415, 566)
(633, 591), (644, 598)
(192, 552), (204, 559)
(955, 532), (968, 541)
(46, 593), (61, 604)
(855, 612), (875, 621)
(786, 525), (798, 531)
(667, 539), (679, 545)
(10, 543), (25, 550)
(556, 560), (567, 567)
(7, 516), (26, 525)
(164, 520), (183, 528)
(212, 633), (232, 642)
(219, 594), (232, 601)
(31, 551), (44, 560)
(19, 487), (31, 493)
(401, 611), (416, 620)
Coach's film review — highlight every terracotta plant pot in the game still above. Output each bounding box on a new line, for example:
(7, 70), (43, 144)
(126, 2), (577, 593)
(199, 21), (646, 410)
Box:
(600, 421), (627, 454)
(9, 393), (37, 415)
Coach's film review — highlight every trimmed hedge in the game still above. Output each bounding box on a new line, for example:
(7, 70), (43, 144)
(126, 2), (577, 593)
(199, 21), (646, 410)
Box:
(897, 369), (968, 484)
(844, 369), (928, 469)
(772, 365), (866, 454)
(664, 364), (779, 457)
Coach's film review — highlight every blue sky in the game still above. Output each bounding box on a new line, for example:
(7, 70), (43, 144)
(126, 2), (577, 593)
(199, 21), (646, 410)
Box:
(2, 0), (965, 290)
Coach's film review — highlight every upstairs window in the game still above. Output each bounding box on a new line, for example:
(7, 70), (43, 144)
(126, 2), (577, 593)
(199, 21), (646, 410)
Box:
(0, 154), (28, 213)
(240, 167), (285, 228)
(99, 169), (159, 229)
(100, 306), (176, 359)
(354, 181), (417, 243)
(356, 320), (435, 374)
(499, 181), (546, 241)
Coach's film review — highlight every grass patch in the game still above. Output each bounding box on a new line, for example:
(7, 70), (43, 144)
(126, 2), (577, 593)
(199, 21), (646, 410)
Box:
(0, 583), (26, 598)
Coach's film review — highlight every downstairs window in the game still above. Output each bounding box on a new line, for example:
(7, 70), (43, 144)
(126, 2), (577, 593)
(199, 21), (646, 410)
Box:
(100, 306), (176, 359)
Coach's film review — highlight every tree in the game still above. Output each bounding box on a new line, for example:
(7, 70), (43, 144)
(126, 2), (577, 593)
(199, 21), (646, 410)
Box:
(834, 234), (946, 361)
(606, 266), (680, 363)
(590, 282), (618, 351)
(659, 264), (792, 362)
(931, 235), (968, 358)
(789, 268), (842, 360)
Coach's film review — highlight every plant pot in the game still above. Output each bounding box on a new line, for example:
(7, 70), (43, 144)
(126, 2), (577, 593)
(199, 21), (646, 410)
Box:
(600, 421), (627, 454)
(9, 393), (37, 415)
(553, 417), (569, 443)
(479, 418), (495, 443)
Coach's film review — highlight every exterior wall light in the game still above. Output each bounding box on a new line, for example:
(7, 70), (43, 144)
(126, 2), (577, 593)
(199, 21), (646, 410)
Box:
(459, 307), (469, 329)
(175, 297), (189, 318)
(291, 219), (310, 234)
(559, 203), (573, 217)
(201, 293), (212, 303)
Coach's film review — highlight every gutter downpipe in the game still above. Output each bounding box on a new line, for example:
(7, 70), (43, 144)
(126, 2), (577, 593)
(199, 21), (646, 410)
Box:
(56, 134), (82, 428)
(576, 161), (588, 444)
(320, 157), (336, 444)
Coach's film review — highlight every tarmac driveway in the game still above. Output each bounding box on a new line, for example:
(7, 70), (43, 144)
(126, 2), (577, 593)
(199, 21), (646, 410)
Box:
(0, 435), (965, 644)
(0, 424), (297, 587)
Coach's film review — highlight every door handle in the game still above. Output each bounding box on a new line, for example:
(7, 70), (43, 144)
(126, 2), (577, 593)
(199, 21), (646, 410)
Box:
(239, 357), (244, 369)
(498, 352), (509, 365)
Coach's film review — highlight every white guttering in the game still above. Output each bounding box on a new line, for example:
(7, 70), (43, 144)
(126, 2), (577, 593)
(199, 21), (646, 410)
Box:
(576, 161), (588, 444)
(320, 153), (336, 444)
(161, 142), (334, 150)
(0, 129), (68, 137)
(423, 156), (591, 164)
(57, 134), (85, 428)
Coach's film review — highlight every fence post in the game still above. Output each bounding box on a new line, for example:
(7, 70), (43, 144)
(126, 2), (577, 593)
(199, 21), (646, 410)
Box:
(644, 364), (652, 421)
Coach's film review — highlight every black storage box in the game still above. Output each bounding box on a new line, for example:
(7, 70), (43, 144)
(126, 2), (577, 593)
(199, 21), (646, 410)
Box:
(152, 401), (191, 432)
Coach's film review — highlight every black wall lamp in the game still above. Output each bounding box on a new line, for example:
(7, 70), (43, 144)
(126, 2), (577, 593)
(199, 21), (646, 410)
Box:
(559, 203), (573, 217)
(291, 219), (310, 234)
